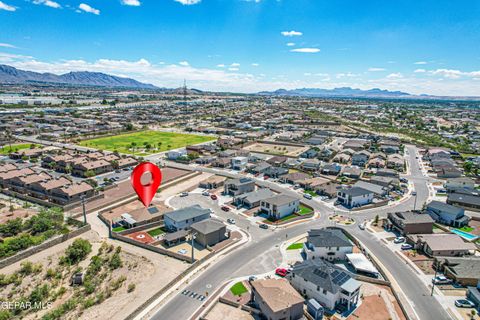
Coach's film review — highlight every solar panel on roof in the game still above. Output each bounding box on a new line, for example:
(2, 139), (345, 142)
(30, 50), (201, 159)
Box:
(147, 207), (159, 214)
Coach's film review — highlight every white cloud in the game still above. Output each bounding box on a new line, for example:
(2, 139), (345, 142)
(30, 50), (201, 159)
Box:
(179, 61), (189, 66)
(251, 63), (259, 67)
(368, 67), (386, 72)
(228, 67), (239, 71)
(387, 72), (403, 79)
(33, 0), (61, 8)
(414, 61), (427, 65)
(3, 54), (480, 96)
(290, 48), (320, 53)
(216, 64), (225, 68)
(0, 43), (17, 49)
(414, 69), (426, 73)
(79, 3), (99, 14)
(174, 0), (201, 5)
(286, 42), (295, 47)
(0, 1), (16, 11)
(336, 72), (359, 79)
(281, 30), (302, 37)
(431, 69), (463, 79)
(122, 0), (141, 6)
(230, 62), (240, 67)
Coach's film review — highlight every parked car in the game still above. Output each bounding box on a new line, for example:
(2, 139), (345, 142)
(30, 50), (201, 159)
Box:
(412, 191), (417, 196)
(293, 184), (301, 189)
(303, 193), (313, 200)
(275, 268), (288, 277)
(401, 244), (413, 250)
(180, 192), (189, 197)
(432, 275), (452, 285)
(359, 222), (366, 230)
(400, 178), (408, 183)
(227, 218), (236, 224)
(202, 191), (210, 196)
(221, 206), (230, 212)
(259, 224), (269, 229)
(248, 275), (257, 282)
(394, 237), (406, 244)
(210, 194), (218, 200)
(455, 299), (475, 308)
(115, 169), (121, 173)
(263, 176), (269, 180)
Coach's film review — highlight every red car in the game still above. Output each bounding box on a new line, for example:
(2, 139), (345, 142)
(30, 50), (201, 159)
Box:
(275, 268), (288, 277)
(263, 176), (269, 180)
(210, 194), (218, 200)
(221, 205), (230, 212)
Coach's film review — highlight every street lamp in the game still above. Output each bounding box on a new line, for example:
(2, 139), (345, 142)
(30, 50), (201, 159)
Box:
(190, 232), (197, 262)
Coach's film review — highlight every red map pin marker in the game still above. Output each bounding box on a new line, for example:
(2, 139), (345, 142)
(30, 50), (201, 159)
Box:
(131, 162), (162, 208)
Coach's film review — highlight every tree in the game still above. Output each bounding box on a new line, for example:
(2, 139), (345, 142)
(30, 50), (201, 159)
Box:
(0, 218), (22, 237)
(374, 215), (379, 226)
(64, 239), (92, 265)
(84, 170), (96, 178)
(125, 123), (134, 131)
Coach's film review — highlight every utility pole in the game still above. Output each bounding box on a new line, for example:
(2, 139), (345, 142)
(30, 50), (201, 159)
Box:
(431, 268), (438, 296)
(80, 195), (87, 225)
(191, 232), (197, 263)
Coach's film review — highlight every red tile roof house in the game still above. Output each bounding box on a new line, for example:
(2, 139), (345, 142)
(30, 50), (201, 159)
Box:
(0, 168), (35, 188)
(72, 159), (113, 177)
(50, 182), (95, 205)
(8, 172), (52, 194)
(29, 176), (72, 200)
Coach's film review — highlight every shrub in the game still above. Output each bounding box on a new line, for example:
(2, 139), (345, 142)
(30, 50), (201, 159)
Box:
(127, 283), (136, 293)
(63, 239), (92, 265)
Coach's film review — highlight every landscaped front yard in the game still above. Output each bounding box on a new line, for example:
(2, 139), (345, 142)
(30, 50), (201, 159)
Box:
(147, 227), (165, 237)
(287, 243), (304, 250)
(78, 130), (216, 155)
(230, 281), (248, 296)
(298, 204), (314, 215)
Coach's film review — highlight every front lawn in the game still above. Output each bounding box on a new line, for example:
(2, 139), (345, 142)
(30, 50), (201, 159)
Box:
(147, 227), (165, 237)
(112, 226), (126, 232)
(298, 205), (313, 215)
(457, 226), (474, 233)
(287, 243), (304, 250)
(230, 281), (248, 296)
(78, 130), (216, 155)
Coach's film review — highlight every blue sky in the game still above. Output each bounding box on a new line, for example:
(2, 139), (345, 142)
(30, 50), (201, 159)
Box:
(1, 0), (479, 95)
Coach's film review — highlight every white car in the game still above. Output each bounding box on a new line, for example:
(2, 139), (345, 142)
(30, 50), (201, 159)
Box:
(401, 243), (413, 250)
(179, 192), (189, 197)
(432, 275), (452, 285)
(359, 223), (366, 230)
(202, 191), (210, 196)
(303, 193), (313, 200)
(394, 237), (405, 243)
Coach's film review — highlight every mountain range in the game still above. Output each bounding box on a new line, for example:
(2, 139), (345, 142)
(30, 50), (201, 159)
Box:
(0, 64), (157, 89)
(258, 87), (413, 98)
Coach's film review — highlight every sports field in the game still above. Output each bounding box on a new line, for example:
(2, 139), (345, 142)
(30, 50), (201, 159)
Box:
(78, 130), (216, 155)
(0, 143), (38, 155)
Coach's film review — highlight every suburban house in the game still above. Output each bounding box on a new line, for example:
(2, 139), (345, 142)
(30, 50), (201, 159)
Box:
(72, 159), (113, 177)
(300, 148), (319, 159)
(447, 193), (480, 211)
(337, 187), (374, 208)
(340, 166), (362, 179)
(250, 162), (271, 175)
(321, 163), (342, 176)
(231, 156), (248, 171)
(251, 279), (304, 320)
(263, 166), (289, 178)
(351, 151), (370, 167)
(199, 176), (226, 189)
(279, 172), (310, 185)
(260, 194), (300, 220)
(385, 211), (434, 235)
(467, 282), (480, 312)
(224, 177), (255, 196)
(163, 205), (211, 231)
(426, 201), (470, 227)
(303, 228), (353, 261)
(233, 188), (276, 209)
(353, 180), (388, 196)
(435, 257), (480, 286)
(298, 177), (330, 191)
(387, 154), (404, 171)
(190, 219), (228, 247)
(445, 177), (475, 191)
(407, 233), (476, 257)
(302, 159), (322, 171)
(289, 259), (361, 311)
(49, 182), (95, 205)
(317, 182), (341, 198)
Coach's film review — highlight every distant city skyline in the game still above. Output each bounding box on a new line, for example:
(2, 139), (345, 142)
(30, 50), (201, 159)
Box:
(1, 0), (479, 95)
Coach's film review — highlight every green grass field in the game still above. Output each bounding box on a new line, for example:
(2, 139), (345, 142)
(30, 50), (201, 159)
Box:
(112, 226), (126, 232)
(457, 226), (474, 233)
(147, 227), (165, 237)
(230, 282), (248, 296)
(298, 205), (314, 215)
(0, 143), (38, 155)
(78, 130), (216, 155)
(287, 243), (304, 250)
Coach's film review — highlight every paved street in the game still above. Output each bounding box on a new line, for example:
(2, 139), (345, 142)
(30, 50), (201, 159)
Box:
(149, 145), (452, 320)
